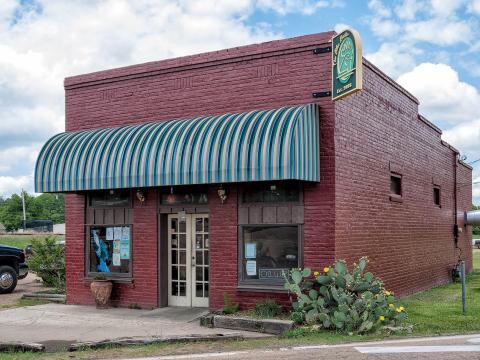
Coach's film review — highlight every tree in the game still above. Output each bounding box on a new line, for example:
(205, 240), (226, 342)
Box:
(0, 192), (65, 231)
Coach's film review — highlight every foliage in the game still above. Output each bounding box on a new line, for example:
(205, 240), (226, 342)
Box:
(284, 257), (407, 334)
(253, 299), (282, 318)
(223, 292), (239, 314)
(0, 192), (64, 231)
(28, 236), (65, 291)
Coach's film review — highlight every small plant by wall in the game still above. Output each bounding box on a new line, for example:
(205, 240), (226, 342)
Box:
(223, 292), (239, 314)
(284, 257), (407, 334)
(253, 299), (282, 318)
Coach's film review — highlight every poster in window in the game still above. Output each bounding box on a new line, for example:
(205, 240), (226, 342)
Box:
(114, 227), (122, 240)
(245, 243), (256, 259)
(106, 227), (114, 241)
(112, 252), (121, 266)
(246, 260), (257, 276)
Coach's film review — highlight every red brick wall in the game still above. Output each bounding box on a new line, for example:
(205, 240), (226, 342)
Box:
(65, 190), (158, 309)
(334, 60), (472, 296)
(64, 32), (337, 310)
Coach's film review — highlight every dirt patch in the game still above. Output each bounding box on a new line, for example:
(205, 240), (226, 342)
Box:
(0, 273), (51, 308)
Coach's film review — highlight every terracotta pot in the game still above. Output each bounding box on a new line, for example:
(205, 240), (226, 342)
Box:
(90, 280), (113, 309)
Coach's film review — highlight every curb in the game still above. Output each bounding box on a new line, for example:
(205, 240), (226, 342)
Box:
(202, 315), (294, 335)
(21, 293), (66, 303)
(69, 333), (245, 351)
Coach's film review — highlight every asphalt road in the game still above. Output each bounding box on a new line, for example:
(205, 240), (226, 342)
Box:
(117, 334), (480, 360)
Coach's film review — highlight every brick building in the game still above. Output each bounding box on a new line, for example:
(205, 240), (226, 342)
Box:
(35, 31), (472, 310)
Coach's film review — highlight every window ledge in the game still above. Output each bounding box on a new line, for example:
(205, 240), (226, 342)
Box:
(84, 277), (134, 284)
(237, 284), (287, 293)
(389, 195), (403, 203)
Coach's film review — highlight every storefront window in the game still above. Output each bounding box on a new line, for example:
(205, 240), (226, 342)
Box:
(89, 190), (131, 207)
(88, 225), (131, 276)
(240, 225), (299, 285)
(160, 189), (208, 205)
(242, 181), (300, 203)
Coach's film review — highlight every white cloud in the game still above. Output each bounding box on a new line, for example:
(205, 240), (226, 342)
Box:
(369, 18), (401, 38)
(470, 0), (480, 14)
(0, 146), (39, 173)
(397, 63), (480, 124)
(395, 0), (425, 20)
(0, 175), (33, 197)
(257, 0), (340, 15)
(404, 18), (472, 46)
(365, 43), (417, 78)
(368, 0), (391, 17)
(334, 23), (350, 33)
(430, 0), (465, 17)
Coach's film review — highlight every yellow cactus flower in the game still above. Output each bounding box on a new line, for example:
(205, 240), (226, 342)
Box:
(389, 304), (394, 308)
(384, 291), (391, 296)
(379, 315), (385, 321)
(396, 307), (402, 313)
(313, 271), (319, 277)
(399, 306), (405, 312)
(323, 267), (330, 273)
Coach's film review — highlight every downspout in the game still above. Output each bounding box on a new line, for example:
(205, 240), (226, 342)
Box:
(454, 151), (459, 248)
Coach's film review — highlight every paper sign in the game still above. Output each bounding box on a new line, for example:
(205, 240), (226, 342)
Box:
(245, 243), (256, 259)
(121, 227), (129, 241)
(114, 227), (122, 240)
(120, 239), (130, 260)
(113, 239), (120, 252)
(106, 227), (114, 241)
(246, 260), (257, 276)
(112, 252), (121, 266)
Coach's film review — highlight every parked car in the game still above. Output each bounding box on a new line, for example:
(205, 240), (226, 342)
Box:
(474, 240), (480, 249)
(0, 245), (28, 294)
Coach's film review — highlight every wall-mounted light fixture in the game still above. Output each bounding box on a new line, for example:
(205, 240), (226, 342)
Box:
(136, 189), (146, 204)
(217, 185), (227, 204)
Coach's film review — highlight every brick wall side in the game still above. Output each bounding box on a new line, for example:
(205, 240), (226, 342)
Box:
(334, 64), (473, 296)
(65, 33), (336, 310)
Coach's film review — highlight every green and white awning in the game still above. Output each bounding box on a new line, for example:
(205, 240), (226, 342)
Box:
(35, 104), (320, 192)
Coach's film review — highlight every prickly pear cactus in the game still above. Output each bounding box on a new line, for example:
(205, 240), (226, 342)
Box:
(284, 257), (407, 333)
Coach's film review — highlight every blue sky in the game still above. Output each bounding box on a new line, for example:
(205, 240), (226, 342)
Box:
(0, 0), (479, 201)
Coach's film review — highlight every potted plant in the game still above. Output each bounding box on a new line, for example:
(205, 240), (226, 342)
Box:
(90, 275), (113, 309)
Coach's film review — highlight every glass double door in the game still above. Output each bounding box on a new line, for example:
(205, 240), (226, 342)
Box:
(167, 214), (209, 307)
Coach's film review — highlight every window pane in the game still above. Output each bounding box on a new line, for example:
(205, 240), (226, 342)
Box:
(242, 181), (300, 203)
(390, 175), (401, 195)
(241, 226), (298, 282)
(434, 187), (440, 205)
(89, 190), (130, 207)
(160, 190), (208, 205)
(89, 225), (130, 274)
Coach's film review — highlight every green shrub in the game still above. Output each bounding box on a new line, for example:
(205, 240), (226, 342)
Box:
(223, 292), (239, 314)
(253, 299), (282, 318)
(284, 257), (407, 334)
(28, 236), (65, 291)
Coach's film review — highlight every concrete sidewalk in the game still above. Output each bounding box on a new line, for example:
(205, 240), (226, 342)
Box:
(0, 304), (265, 347)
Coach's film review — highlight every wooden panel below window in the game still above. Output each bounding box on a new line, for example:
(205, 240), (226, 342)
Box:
(239, 204), (303, 224)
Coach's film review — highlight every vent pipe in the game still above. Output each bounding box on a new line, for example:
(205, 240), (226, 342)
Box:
(465, 211), (480, 226)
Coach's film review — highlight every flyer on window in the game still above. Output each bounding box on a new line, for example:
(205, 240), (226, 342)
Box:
(106, 227), (114, 241)
(120, 239), (130, 260)
(246, 260), (257, 276)
(245, 243), (256, 259)
(114, 227), (122, 240)
(112, 252), (121, 266)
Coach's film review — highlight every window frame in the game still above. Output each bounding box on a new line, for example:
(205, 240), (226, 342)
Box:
(85, 224), (133, 280)
(239, 181), (303, 206)
(433, 185), (441, 207)
(237, 224), (303, 289)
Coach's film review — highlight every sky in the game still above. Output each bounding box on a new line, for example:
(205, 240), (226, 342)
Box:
(0, 0), (480, 202)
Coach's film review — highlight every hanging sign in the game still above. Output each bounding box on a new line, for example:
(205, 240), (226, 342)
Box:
(332, 28), (362, 100)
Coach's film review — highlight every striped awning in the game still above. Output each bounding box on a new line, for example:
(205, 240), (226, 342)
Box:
(35, 104), (320, 192)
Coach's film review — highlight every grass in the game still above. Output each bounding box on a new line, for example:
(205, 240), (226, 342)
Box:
(0, 298), (49, 311)
(1, 250), (480, 359)
(0, 234), (63, 249)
